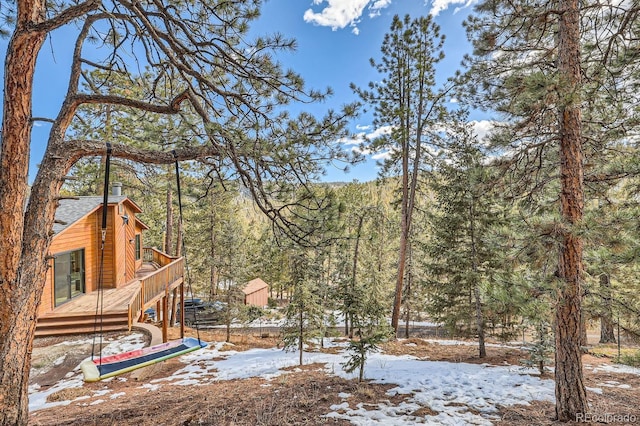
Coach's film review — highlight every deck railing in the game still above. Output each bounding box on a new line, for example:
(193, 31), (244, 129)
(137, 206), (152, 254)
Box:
(143, 247), (179, 267)
(127, 248), (184, 329)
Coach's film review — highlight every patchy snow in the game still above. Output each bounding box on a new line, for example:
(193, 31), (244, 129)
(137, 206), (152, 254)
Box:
(597, 380), (632, 389)
(587, 362), (640, 376)
(28, 374), (85, 412)
(28, 333), (147, 412)
(96, 333), (147, 357)
(139, 383), (160, 392)
(422, 339), (523, 349)
(28, 335), (639, 424)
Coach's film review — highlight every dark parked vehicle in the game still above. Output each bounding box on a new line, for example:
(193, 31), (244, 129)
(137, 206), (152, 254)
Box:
(177, 299), (225, 326)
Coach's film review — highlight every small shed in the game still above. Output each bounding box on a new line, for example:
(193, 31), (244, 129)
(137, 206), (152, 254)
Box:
(242, 278), (269, 307)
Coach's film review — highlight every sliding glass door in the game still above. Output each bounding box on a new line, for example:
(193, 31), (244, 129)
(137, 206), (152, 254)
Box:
(54, 249), (85, 306)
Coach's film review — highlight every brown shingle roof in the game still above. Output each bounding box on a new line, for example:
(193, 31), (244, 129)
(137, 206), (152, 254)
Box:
(53, 196), (139, 234)
(242, 278), (268, 295)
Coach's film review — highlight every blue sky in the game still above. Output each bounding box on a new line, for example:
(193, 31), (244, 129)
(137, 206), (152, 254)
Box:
(1, 0), (488, 183)
(252, 0), (487, 181)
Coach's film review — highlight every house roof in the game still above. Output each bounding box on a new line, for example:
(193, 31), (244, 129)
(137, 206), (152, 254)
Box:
(135, 216), (150, 230)
(242, 278), (269, 295)
(53, 196), (133, 235)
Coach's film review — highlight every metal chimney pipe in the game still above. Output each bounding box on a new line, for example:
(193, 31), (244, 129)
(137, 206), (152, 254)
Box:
(112, 182), (122, 196)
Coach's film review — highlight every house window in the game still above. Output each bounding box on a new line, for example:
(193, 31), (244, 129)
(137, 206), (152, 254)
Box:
(54, 249), (85, 307)
(135, 234), (141, 260)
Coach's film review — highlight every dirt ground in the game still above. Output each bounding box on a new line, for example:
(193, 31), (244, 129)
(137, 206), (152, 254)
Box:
(27, 328), (640, 425)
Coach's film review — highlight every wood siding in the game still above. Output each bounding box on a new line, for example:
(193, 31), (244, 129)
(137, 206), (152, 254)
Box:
(40, 199), (145, 317)
(244, 289), (268, 307)
(113, 204), (126, 287)
(102, 206), (117, 289)
(243, 278), (269, 307)
(125, 205), (137, 282)
(40, 211), (99, 316)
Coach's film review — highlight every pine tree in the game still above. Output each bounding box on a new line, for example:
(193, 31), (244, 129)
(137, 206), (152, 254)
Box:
(281, 251), (325, 366)
(352, 14), (449, 333)
(423, 111), (503, 358)
(461, 0), (640, 418)
(0, 1), (356, 422)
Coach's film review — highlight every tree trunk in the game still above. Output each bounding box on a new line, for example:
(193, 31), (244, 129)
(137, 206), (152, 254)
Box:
(225, 281), (232, 343)
(555, 0), (588, 420)
(469, 200), (486, 358)
(209, 191), (218, 298)
(349, 214), (364, 339)
(391, 144), (410, 333)
(175, 220), (183, 257)
(404, 274), (411, 339)
(391, 212), (409, 333)
(165, 183), (178, 326)
(473, 284), (486, 358)
(299, 300), (304, 366)
(170, 288), (178, 327)
(599, 273), (616, 344)
(404, 243), (413, 339)
(580, 310), (589, 348)
(0, 2), (51, 422)
(165, 186), (174, 254)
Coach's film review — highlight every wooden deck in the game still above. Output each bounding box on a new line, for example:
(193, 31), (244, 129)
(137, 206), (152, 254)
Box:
(36, 252), (183, 337)
(45, 282), (141, 315)
(41, 263), (157, 316)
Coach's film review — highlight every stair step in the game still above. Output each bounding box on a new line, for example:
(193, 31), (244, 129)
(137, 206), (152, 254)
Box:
(37, 317), (128, 327)
(34, 324), (128, 337)
(35, 312), (130, 338)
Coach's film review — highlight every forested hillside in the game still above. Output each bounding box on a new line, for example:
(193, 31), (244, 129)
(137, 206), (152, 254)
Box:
(64, 155), (640, 351)
(2, 0), (640, 424)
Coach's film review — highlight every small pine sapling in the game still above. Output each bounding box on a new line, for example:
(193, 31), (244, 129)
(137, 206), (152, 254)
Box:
(342, 323), (392, 382)
(342, 285), (392, 382)
(522, 320), (554, 376)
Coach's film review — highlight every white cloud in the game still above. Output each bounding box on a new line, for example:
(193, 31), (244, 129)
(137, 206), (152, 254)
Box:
(429, 0), (478, 16)
(338, 132), (367, 146)
(470, 119), (494, 143)
(303, 0), (392, 33)
(369, 0), (392, 17)
(372, 151), (391, 160)
(365, 125), (393, 140)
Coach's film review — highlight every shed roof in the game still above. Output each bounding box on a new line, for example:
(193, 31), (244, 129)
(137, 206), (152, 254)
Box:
(53, 196), (139, 235)
(242, 278), (269, 295)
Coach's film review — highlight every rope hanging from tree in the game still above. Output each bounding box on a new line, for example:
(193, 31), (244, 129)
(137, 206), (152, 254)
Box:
(91, 142), (112, 362)
(173, 150), (202, 344)
(80, 145), (207, 382)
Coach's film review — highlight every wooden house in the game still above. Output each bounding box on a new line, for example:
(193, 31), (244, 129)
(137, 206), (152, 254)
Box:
(36, 188), (185, 341)
(242, 278), (269, 307)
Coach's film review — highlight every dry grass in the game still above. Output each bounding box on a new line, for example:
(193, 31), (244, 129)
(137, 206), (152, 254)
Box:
(28, 330), (640, 425)
(382, 338), (525, 366)
(29, 367), (402, 426)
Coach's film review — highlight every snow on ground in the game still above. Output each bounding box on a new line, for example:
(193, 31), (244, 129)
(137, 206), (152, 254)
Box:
(586, 361), (640, 376)
(422, 339), (524, 349)
(209, 312), (443, 330)
(28, 333), (147, 412)
(28, 336), (638, 425)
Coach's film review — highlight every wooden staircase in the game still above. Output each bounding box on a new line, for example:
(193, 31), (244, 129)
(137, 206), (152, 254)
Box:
(35, 311), (130, 337)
